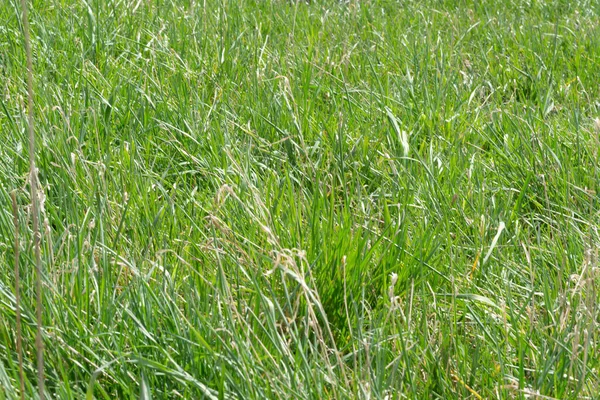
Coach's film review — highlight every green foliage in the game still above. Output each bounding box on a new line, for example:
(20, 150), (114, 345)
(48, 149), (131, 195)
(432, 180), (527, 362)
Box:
(1, 0), (599, 398)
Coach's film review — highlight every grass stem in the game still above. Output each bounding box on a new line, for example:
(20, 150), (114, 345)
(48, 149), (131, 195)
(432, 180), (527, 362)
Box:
(19, 0), (45, 397)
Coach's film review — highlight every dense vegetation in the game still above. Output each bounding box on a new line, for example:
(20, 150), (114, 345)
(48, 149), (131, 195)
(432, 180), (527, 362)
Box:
(1, 0), (599, 398)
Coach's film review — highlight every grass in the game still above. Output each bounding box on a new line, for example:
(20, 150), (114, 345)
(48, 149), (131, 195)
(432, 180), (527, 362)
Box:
(1, 0), (599, 398)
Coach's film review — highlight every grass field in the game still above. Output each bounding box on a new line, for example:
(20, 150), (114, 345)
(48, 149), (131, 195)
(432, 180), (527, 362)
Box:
(1, 0), (599, 398)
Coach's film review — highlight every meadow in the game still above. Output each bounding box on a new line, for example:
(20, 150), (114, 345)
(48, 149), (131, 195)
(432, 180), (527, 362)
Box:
(1, 0), (599, 398)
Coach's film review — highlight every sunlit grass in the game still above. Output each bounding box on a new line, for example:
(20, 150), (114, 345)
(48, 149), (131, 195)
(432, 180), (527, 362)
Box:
(1, 0), (599, 398)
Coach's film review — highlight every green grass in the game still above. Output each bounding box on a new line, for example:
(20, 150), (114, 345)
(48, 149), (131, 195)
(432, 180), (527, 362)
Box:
(1, 0), (599, 398)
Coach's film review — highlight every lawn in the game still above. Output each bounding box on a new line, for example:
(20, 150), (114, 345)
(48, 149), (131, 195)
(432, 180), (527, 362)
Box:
(1, 0), (599, 398)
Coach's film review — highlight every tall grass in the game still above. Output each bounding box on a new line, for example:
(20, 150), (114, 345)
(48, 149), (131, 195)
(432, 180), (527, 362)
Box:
(15, 0), (45, 397)
(10, 191), (24, 400)
(0, 0), (599, 398)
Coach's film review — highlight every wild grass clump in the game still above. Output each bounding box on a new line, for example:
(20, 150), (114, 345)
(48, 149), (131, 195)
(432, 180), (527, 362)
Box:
(1, 0), (599, 398)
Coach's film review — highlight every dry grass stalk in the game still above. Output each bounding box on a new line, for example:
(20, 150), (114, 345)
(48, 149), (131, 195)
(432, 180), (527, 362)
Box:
(19, 0), (45, 397)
